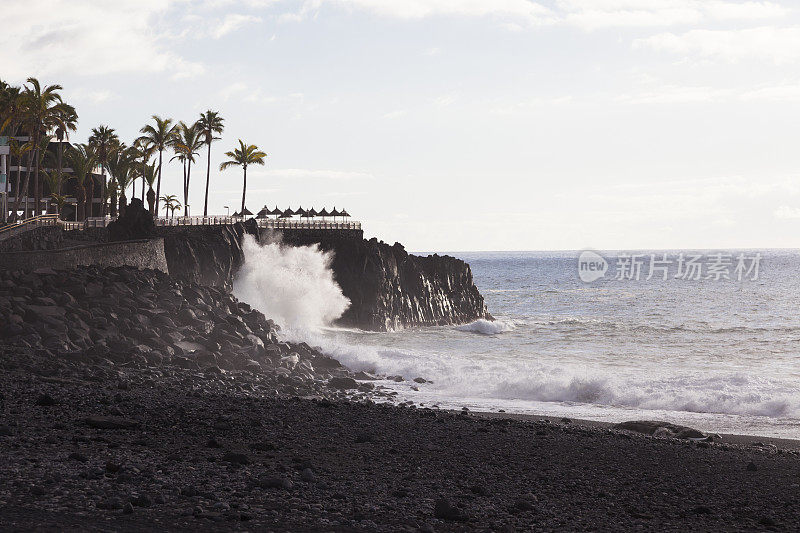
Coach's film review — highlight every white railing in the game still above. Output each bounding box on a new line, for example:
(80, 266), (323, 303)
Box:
(0, 214), (58, 240)
(154, 215), (238, 226)
(256, 218), (361, 230)
(85, 217), (112, 228)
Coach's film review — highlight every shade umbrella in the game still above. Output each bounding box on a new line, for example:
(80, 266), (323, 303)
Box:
(232, 211), (240, 217)
(330, 207), (341, 222)
(317, 207), (330, 221)
(295, 206), (305, 218)
(307, 208), (317, 222)
(256, 205), (269, 218)
(282, 207), (295, 217)
(241, 207), (253, 217)
(340, 209), (350, 218)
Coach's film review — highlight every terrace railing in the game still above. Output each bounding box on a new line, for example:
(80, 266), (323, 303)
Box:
(256, 218), (361, 230)
(0, 214), (58, 241)
(0, 214), (362, 237)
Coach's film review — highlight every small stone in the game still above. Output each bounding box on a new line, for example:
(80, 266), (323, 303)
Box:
(35, 393), (57, 406)
(85, 416), (140, 430)
(301, 468), (316, 482)
(222, 452), (249, 465)
(328, 377), (359, 390)
(131, 494), (152, 507)
(434, 498), (466, 521)
(259, 477), (293, 490)
(413, 377), (427, 383)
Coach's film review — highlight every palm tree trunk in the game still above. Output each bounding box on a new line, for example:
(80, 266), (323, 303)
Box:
(155, 150), (163, 215)
(182, 160), (187, 217)
(241, 165), (247, 214)
(33, 136), (40, 217)
(141, 161), (146, 202)
(12, 151), (32, 218)
(12, 155), (22, 220)
(203, 142), (211, 217)
(86, 175), (94, 219)
(185, 160), (192, 216)
(57, 140), (63, 195)
(101, 164), (107, 217)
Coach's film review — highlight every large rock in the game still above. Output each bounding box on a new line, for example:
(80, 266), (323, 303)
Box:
(614, 420), (706, 439)
(108, 199), (155, 242)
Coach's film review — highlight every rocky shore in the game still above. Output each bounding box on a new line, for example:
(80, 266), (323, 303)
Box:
(2, 266), (800, 531)
(1, 346), (800, 531)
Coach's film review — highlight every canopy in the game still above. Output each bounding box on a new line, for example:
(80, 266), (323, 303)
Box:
(340, 209), (350, 218)
(307, 208), (317, 217)
(240, 207), (254, 217)
(317, 208), (330, 217)
(330, 207), (342, 217)
(296, 206), (305, 216)
(269, 206), (282, 215)
(282, 207), (295, 217)
(279, 212), (292, 218)
(256, 206), (270, 218)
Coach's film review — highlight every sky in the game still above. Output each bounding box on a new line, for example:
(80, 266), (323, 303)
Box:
(3, 0), (800, 251)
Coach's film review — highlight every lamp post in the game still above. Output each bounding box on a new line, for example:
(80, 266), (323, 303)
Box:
(224, 205), (229, 217)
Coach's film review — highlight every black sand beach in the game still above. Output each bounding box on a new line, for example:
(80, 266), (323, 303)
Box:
(1, 347), (799, 532)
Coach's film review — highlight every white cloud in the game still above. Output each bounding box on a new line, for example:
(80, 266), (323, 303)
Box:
(382, 110), (407, 119)
(635, 27), (800, 64)
(774, 205), (800, 219)
(287, 0), (557, 25)
(212, 13), (263, 38)
(0, 0), (204, 80)
(559, 0), (787, 29)
(253, 168), (374, 180)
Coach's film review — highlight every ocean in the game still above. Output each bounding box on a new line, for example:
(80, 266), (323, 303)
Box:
(307, 249), (800, 439)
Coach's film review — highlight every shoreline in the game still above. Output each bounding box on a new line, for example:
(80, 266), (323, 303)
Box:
(467, 409), (800, 452)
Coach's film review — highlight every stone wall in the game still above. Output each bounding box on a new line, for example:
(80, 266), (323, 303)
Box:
(0, 225), (63, 252)
(0, 238), (168, 273)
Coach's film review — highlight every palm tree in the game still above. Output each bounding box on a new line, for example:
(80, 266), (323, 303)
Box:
(173, 121), (202, 216)
(138, 116), (177, 215)
(0, 82), (23, 136)
(143, 162), (158, 214)
(8, 139), (32, 220)
(15, 135), (52, 218)
(131, 137), (155, 202)
(54, 105), (78, 196)
(197, 110), (224, 216)
(88, 125), (119, 217)
(219, 140), (267, 214)
(66, 143), (96, 221)
(42, 170), (63, 215)
(159, 194), (181, 218)
(107, 145), (136, 216)
(21, 78), (73, 216)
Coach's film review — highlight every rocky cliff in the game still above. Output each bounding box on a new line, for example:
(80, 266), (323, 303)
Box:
(279, 233), (490, 331)
(109, 205), (488, 331)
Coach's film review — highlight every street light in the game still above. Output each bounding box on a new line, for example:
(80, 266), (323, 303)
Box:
(224, 205), (229, 216)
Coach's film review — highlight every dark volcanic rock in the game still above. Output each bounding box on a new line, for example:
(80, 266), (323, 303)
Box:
(107, 199), (155, 242)
(615, 420), (706, 439)
(85, 416), (140, 430)
(156, 220), (258, 290)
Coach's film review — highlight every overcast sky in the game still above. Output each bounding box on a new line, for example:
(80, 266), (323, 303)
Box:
(4, 0), (800, 251)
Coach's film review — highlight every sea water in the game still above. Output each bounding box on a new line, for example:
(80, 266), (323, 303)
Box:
(315, 250), (800, 439)
(234, 243), (800, 439)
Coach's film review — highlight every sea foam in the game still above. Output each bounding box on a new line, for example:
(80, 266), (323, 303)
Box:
(232, 235), (350, 332)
